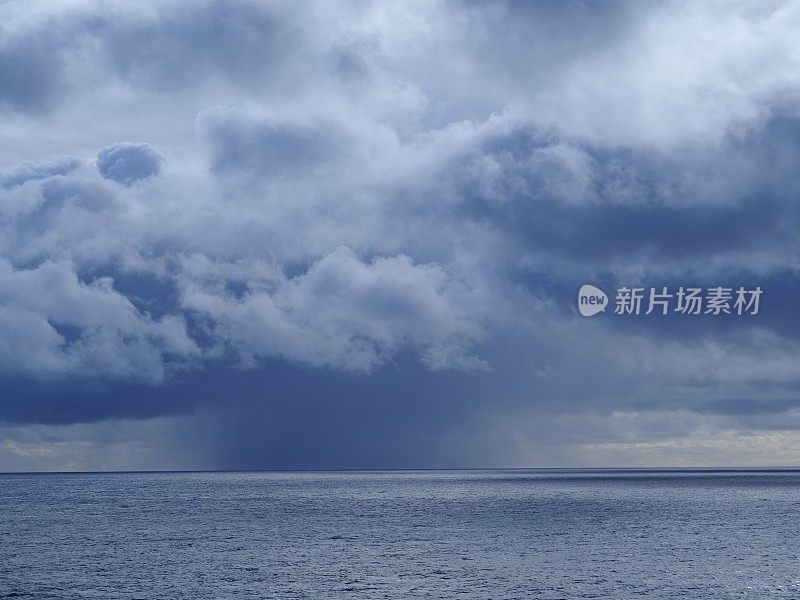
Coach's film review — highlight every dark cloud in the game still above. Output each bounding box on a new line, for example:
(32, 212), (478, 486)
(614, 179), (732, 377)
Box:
(0, 32), (63, 113)
(96, 143), (163, 185)
(1, 0), (800, 469)
(93, 1), (292, 91)
(199, 110), (349, 176)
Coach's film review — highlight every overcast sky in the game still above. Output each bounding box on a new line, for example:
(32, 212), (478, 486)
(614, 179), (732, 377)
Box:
(2, 0), (800, 470)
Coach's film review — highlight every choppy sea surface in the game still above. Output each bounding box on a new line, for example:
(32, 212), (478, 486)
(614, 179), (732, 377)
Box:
(1, 469), (800, 599)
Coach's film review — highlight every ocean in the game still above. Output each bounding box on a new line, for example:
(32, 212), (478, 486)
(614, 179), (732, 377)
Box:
(1, 469), (798, 598)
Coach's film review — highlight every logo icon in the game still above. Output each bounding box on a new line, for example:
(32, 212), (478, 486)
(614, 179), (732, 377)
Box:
(578, 284), (608, 317)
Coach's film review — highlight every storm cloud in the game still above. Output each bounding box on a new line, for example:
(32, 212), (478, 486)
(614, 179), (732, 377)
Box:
(1, 0), (800, 469)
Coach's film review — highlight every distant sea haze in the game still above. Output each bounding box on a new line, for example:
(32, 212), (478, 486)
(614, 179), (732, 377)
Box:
(2, 469), (799, 599)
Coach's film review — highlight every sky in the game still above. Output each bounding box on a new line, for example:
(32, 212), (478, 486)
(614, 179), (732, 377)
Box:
(1, 0), (800, 470)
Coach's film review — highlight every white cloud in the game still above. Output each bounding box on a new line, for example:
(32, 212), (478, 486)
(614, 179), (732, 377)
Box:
(179, 246), (489, 371)
(0, 259), (197, 382)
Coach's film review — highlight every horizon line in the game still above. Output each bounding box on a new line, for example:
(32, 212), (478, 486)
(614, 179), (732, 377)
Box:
(3, 466), (800, 475)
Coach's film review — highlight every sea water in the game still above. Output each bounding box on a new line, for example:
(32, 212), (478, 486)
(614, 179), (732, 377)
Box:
(1, 470), (799, 598)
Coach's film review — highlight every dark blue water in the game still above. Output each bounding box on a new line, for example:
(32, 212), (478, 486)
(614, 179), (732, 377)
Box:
(1, 470), (799, 598)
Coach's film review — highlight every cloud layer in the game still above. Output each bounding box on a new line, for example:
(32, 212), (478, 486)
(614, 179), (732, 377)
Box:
(1, 0), (800, 468)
